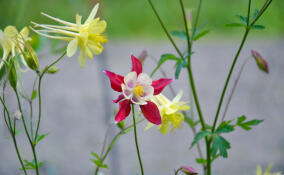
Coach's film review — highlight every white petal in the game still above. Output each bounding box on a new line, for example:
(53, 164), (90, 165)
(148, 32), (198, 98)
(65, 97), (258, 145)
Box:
(141, 85), (154, 100)
(137, 73), (152, 86)
(124, 71), (137, 88)
(131, 94), (147, 105)
(85, 3), (99, 24)
(122, 84), (132, 99)
(67, 38), (78, 57)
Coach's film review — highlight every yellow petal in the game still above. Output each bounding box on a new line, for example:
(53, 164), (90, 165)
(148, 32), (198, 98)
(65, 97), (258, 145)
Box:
(172, 90), (183, 103)
(85, 3), (99, 24)
(89, 43), (103, 55)
(76, 14), (82, 30)
(4, 26), (18, 38)
(256, 165), (262, 175)
(20, 27), (29, 38)
(67, 38), (78, 57)
(159, 122), (169, 134)
(89, 20), (107, 34)
(78, 48), (87, 67)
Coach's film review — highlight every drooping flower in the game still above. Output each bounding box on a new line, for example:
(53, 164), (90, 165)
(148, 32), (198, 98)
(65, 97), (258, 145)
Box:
(0, 26), (31, 70)
(31, 3), (107, 67)
(145, 91), (190, 134)
(251, 50), (269, 73)
(181, 166), (198, 175)
(256, 164), (281, 175)
(104, 55), (173, 125)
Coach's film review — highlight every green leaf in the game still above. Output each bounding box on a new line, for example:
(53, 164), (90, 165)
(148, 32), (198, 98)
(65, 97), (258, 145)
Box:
(90, 152), (108, 169)
(35, 133), (48, 145)
(211, 135), (231, 158)
(252, 25), (265, 30)
(184, 115), (195, 128)
(31, 90), (37, 100)
(236, 15), (248, 24)
(47, 66), (59, 74)
(215, 121), (234, 134)
(117, 121), (125, 130)
(91, 152), (100, 160)
(236, 115), (264, 131)
(253, 9), (260, 20)
(0, 62), (7, 83)
(151, 54), (180, 77)
(175, 62), (183, 79)
(225, 23), (246, 28)
(196, 158), (207, 164)
(193, 30), (210, 41)
(191, 130), (212, 148)
(170, 30), (187, 40)
(8, 61), (17, 90)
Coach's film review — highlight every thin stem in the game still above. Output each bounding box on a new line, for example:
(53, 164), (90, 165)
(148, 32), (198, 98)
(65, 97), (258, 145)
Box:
(179, 0), (191, 57)
(191, 0), (202, 45)
(174, 168), (182, 175)
(212, 0), (274, 132)
(147, 0), (184, 59)
(94, 119), (145, 175)
(15, 90), (40, 175)
(0, 96), (28, 174)
(247, 0), (252, 27)
(35, 51), (66, 140)
(221, 57), (250, 122)
(132, 104), (144, 175)
(206, 139), (211, 175)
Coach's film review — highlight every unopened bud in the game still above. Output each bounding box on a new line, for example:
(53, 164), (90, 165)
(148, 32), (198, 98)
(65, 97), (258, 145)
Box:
(181, 166), (198, 175)
(138, 50), (147, 63)
(14, 110), (22, 120)
(251, 50), (269, 73)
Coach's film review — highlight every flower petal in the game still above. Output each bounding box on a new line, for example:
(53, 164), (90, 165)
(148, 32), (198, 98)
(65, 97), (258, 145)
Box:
(112, 94), (125, 103)
(78, 48), (87, 67)
(84, 3), (99, 24)
(124, 71), (137, 88)
(140, 101), (162, 125)
(137, 73), (152, 86)
(152, 78), (173, 95)
(122, 84), (133, 99)
(104, 70), (124, 92)
(131, 55), (142, 75)
(66, 38), (78, 57)
(115, 99), (131, 123)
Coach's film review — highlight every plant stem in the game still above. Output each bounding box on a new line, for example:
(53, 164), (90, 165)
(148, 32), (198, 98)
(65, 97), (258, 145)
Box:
(132, 104), (144, 175)
(94, 119), (145, 175)
(221, 57), (250, 122)
(191, 0), (202, 45)
(0, 96), (28, 174)
(35, 51), (66, 140)
(174, 168), (182, 175)
(15, 90), (40, 175)
(147, 0), (184, 59)
(206, 139), (211, 175)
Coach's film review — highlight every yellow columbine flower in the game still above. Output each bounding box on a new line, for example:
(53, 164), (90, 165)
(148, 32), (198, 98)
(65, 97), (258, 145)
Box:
(256, 164), (281, 175)
(31, 3), (107, 67)
(0, 26), (30, 70)
(145, 91), (190, 134)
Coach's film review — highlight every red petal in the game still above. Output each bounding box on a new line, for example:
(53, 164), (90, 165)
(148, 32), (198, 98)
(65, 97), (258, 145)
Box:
(112, 94), (124, 103)
(131, 55), (143, 75)
(115, 100), (131, 123)
(140, 101), (161, 125)
(152, 78), (173, 95)
(104, 70), (124, 92)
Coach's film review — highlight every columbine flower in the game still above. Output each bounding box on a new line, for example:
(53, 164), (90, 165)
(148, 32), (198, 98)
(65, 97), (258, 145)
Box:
(181, 166), (198, 175)
(251, 50), (269, 73)
(31, 3), (107, 67)
(145, 91), (190, 134)
(256, 164), (281, 175)
(0, 26), (30, 70)
(104, 55), (173, 125)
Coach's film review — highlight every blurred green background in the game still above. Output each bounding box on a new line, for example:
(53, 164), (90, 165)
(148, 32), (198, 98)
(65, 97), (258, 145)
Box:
(0, 0), (283, 39)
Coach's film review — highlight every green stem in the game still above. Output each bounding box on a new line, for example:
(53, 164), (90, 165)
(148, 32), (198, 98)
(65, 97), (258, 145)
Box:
(0, 96), (28, 174)
(179, 0), (191, 57)
(132, 104), (144, 175)
(15, 90), (40, 175)
(147, 0), (184, 59)
(34, 51), (66, 141)
(206, 139), (211, 175)
(174, 168), (182, 175)
(191, 0), (202, 43)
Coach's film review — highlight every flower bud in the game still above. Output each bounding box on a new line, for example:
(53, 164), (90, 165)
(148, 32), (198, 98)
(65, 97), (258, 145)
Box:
(138, 50), (147, 64)
(251, 50), (269, 73)
(14, 110), (22, 120)
(181, 166), (198, 175)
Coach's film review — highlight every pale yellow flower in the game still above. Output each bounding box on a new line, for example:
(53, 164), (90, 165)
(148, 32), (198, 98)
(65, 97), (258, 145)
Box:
(145, 91), (190, 134)
(31, 3), (107, 67)
(0, 26), (30, 70)
(256, 164), (281, 175)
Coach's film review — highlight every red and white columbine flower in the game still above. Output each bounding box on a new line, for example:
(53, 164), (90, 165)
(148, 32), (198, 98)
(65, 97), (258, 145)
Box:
(104, 55), (173, 125)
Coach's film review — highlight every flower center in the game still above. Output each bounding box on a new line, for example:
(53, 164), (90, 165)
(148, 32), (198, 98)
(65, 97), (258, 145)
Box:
(133, 85), (144, 97)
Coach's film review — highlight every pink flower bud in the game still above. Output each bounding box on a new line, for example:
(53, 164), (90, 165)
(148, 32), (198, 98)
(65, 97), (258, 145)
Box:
(181, 166), (198, 175)
(251, 50), (269, 73)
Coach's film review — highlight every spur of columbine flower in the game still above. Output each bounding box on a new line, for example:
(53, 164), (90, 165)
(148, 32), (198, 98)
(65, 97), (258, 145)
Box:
(180, 166), (198, 175)
(104, 55), (173, 125)
(0, 26), (31, 70)
(31, 3), (107, 67)
(145, 91), (190, 134)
